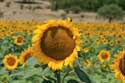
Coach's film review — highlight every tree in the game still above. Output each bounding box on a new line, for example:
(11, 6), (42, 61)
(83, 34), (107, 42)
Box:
(118, 0), (125, 10)
(97, 4), (123, 22)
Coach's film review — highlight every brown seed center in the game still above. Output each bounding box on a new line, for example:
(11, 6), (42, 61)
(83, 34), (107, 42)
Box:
(101, 53), (108, 59)
(119, 56), (125, 76)
(40, 26), (75, 60)
(7, 57), (16, 66)
(17, 36), (23, 43)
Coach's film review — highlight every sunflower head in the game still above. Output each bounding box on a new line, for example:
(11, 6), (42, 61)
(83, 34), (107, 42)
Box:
(19, 47), (33, 66)
(112, 51), (125, 82)
(98, 50), (111, 63)
(82, 47), (89, 53)
(102, 39), (108, 45)
(94, 39), (100, 45)
(84, 39), (89, 45)
(109, 41), (114, 46)
(84, 32), (91, 37)
(98, 32), (103, 36)
(83, 59), (92, 67)
(117, 33), (122, 38)
(32, 20), (81, 71)
(116, 39), (121, 45)
(3, 54), (18, 70)
(14, 35), (24, 46)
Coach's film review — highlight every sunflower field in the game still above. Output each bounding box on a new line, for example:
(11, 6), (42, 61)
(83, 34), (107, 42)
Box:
(0, 19), (125, 83)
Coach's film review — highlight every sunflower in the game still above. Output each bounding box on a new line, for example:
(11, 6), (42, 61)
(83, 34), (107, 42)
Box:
(3, 54), (18, 70)
(84, 39), (90, 45)
(102, 39), (108, 45)
(94, 39), (100, 45)
(19, 47), (33, 66)
(109, 40), (114, 46)
(14, 35), (24, 46)
(98, 50), (111, 63)
(84, 32), (90, 37)
(113, 33), (117, 38)
(98, 32), (103, 36)
(32, 20), (81, 71)
(112, 51), (125, 83)
(82, 47), (89, 53)
(116, 39), (121, 45)
(98, 32), (104, 38)
(117, 32), (123, 38)
(83, 59), (92, 67)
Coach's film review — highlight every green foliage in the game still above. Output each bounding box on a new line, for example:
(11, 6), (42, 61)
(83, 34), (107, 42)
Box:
(50, 0), (102, 11)
(97, 4), (123, 22)
(50, 0), (125, 12)
(0, 28), (125, 83)
(70, 6), (81, 13)
(74, 65), (91, 83)
(0, 32), (32, 59)
(101, 0), (119, 5)
(118, 0), (125, 10)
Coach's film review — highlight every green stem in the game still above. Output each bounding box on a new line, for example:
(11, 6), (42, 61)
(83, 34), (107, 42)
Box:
(55, 71), (61, 83)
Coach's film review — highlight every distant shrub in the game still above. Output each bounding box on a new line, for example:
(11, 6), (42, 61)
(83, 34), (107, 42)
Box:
(98, 4), (123, 22)
(70, 6), (81, 13)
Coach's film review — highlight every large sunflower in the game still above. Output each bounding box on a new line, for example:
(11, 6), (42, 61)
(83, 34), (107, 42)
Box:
(98, 50), (111, 63)
(32, 20), (81, 70)
(3, 54), (18, 70)
(112, 51), (125, 83)
(19, 47), (33, 66)
(14, 35), (24, 46)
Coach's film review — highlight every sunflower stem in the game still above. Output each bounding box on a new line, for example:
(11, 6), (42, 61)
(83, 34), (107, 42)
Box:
(55, 71), (61, 83)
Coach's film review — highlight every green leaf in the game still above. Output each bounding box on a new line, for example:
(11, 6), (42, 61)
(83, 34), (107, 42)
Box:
(22, 67), (43, 79)
(67, 79), (79, 83)
(10, 80), (27, 83)
(0, 68), (8, 75)
(25, 57), (38, 67)
(74, 66), (91, 83)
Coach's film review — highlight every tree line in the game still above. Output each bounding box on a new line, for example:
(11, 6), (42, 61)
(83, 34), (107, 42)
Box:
(50, 0), (125, 12)
(50, 0), (125, 22)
